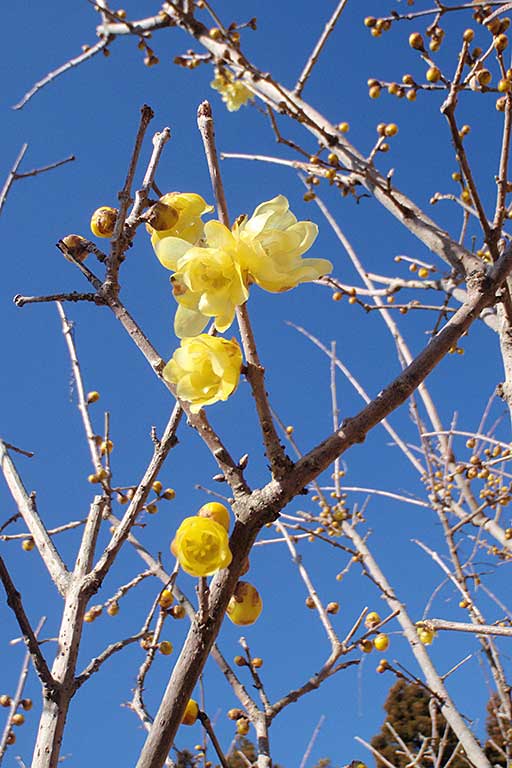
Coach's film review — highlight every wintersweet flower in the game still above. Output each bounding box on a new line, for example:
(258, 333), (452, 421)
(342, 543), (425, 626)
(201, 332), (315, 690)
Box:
(163, 334), (243, 413)
(148, 192), (214, 270)
(236, 195), (333, 292)
(211, 68), (254, 112)
(171, 221), (250, 337)
(171, 516), (232, 577)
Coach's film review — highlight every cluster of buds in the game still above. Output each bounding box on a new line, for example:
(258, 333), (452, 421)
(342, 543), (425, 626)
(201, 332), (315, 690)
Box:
(84, 604), (103, 623)
(364, 16), (392, 38)
(0, 695), (32, 747)
(116, 480), (175, 507)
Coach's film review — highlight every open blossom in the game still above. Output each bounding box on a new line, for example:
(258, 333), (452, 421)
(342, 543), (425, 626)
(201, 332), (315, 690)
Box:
(172, 223), (250, 338)
(236, 195), (333, 292)
(171, 516), (232, 577)
(163, 334), (243, 413)
(211, 68), (254, 112)
(149, 192), (213, 270)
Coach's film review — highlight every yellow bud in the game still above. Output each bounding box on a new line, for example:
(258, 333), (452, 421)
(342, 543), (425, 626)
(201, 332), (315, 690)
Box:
(90, 206), (118, 238)
(159, 640), (174, 656)
(409, 32), (424, 50)
(107, 602), (119, 616)
(374, 633), (390, 652)
(182, 699), (199, 725)
(426, 66), (441, 83)
(236, 718), (250, 736)
(22, 539), (35, 552)
(87, 391), (100, 404)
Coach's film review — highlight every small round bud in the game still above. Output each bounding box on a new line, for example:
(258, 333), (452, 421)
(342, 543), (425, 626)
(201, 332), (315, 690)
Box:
(364, 16), (377, 28)
(100, 439), (113, 455)
(252, 657), (263, 668)
(159, 640), (174, 656)
(332, 291), (343, 301)
(171, 605), (186, 619)
(62, 235), (89, 263)
(305, 596), (316, 609)
(409, 32), (424, 50)
(90, 206), (118, 238)
(337, 122), (349, 133)
(198, 502), (230, 531)
(234, 655), (247, 667)
(182, 699), (199, 725)
(418, 267), (429, 278)
(477, 69), (492, 86)
(369, 85), (381, 99)
(463, 28), (475, 42)
(146, 200), (179, 231)
(365, 611), (381, 629)
(163, 488), (176, 500)
(385, 123), (398, 137)
(22, 539), (35, 552)
(209, 27), (222, 39)
(228, 708), (245, 720)
(20, 699), (32, 711)
(11, 713), (25, 726)
(359, 639), (373, 653)
(87, 391), (100, 404)
(426, 66), (441, 83)
(159, 589), (174, 609)
(107, 602), (119, 616)
(0, 695), (12, 707)
(146, 503), (158, 515)
(406, 89), (417, 102)
(495, 34), (509, 52)
(152, 480), (163, 494)
(326, 601), (340, 614)
(236, 718), (250, 736)
(6, 731), (15, 745)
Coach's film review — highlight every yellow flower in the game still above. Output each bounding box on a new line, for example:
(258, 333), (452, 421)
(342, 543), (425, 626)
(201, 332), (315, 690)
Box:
(171, 221), (250, 337)
(164, 334), (243, 413)
(149, 192), (214, 270)
(236, 195), (332, 292)
(211, 68), (254, 112)
(171, 516), (232, 577)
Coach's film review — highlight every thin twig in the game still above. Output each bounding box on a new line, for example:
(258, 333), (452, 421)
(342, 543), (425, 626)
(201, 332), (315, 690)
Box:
(294, 0), (349, 97)
(13, 37), (112, 110)
(0, 559), (55, 693)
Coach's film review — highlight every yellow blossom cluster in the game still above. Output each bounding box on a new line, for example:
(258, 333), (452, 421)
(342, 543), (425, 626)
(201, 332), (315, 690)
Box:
(148, 192), (332, 411)
(210, 67), (255, 112)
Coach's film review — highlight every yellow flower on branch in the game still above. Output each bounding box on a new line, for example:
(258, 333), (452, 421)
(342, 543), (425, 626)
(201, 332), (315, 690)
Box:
(211, 68), (254, 112)
(236, 195), (333, 292)
(163, 334), (243, 413)
(171, 516), (232, 577)
(148, 192), (214, 270)
(171, 221), (250, 337)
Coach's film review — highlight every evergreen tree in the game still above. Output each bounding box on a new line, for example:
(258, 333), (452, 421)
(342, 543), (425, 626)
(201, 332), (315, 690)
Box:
(371, 680), (466, 768)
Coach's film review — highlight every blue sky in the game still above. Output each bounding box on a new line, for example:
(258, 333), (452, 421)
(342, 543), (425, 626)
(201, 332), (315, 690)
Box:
(1, 1), (511, 766)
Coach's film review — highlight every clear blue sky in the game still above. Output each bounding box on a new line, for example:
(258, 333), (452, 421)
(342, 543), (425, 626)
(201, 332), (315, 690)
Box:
(0, 1), (510, 766)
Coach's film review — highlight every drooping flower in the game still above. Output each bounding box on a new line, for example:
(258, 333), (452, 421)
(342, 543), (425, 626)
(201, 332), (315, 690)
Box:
(226, 581), (263, 626)
(211, 68), (254, 112)
(236, 195), (333, 292)
(164, 334), (243, 413)
(171, 221), (250, 337)
(148, 192), (214, 270)
(171, 516), (232, 577)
